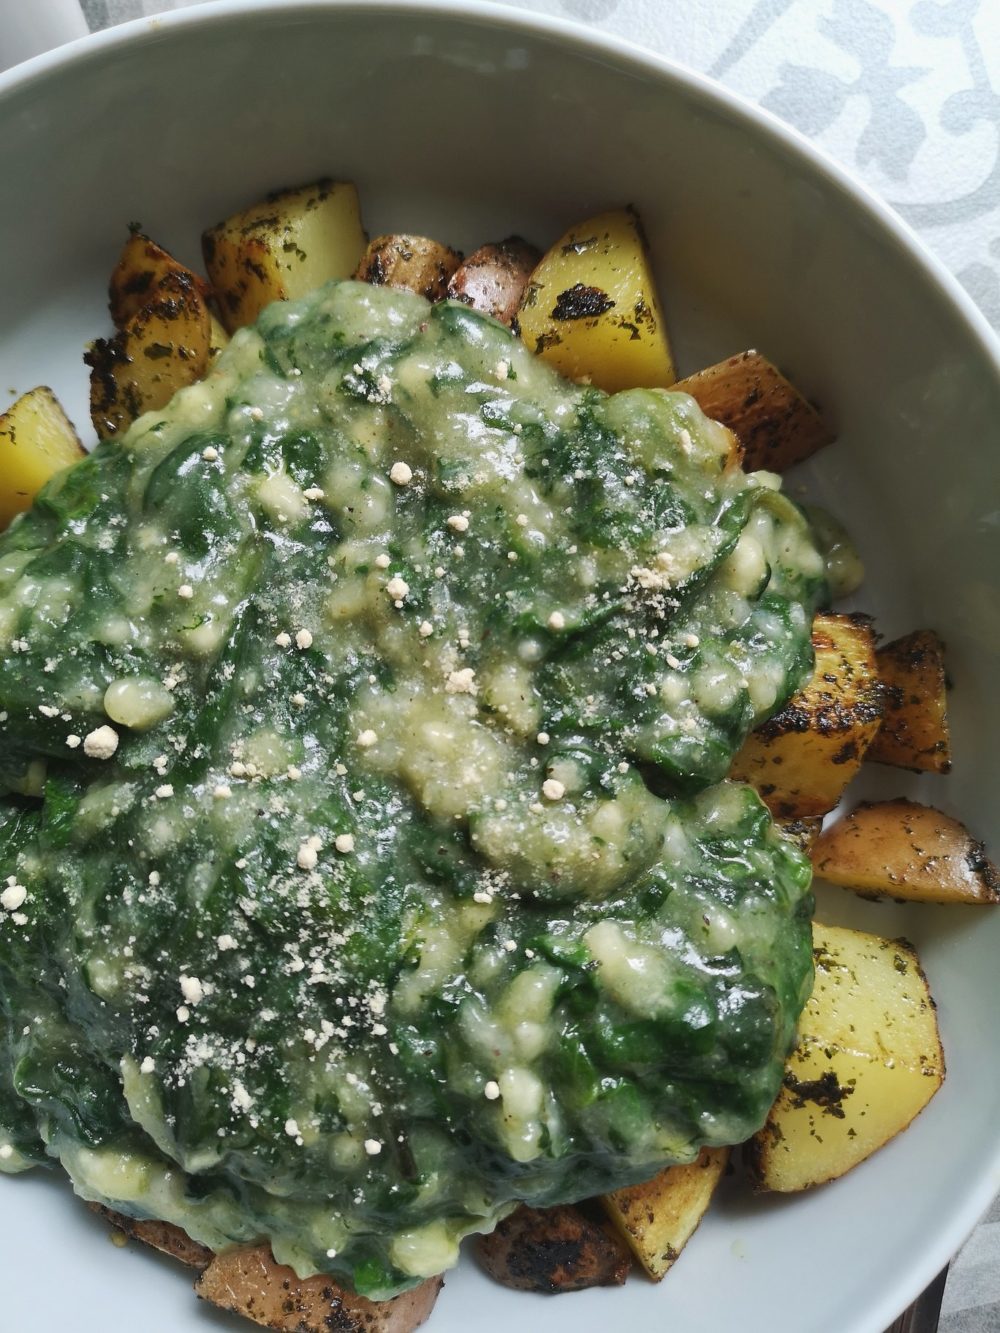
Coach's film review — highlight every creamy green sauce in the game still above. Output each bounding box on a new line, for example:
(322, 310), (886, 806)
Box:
(0, 282), (824, 1297)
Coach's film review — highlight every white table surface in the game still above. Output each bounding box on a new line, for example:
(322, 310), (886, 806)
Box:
(18, 2), (1000, 1329)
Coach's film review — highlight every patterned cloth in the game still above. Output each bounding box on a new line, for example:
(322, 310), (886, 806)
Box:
(60, 1), (1000, 1328)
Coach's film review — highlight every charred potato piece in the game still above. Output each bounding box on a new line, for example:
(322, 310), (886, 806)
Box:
(776, 816), (823, 855)
(475, 1203), (630, 1292)
(747, 922), (944, 1192)
(203, 179), (366, 333)
(516, 206), (675, 392)
(729, 612), (882, 819)
(812, 798), (999, 905)
(601, 1147), (729, 1281)
(88, 1203), (212, 1270)
(196, 1245), (443, 1333)
(85, 271), (212, 439)
(867, 629), (951, 774)
(355, 234), (463, 301)
(0, 386), (84, 528)
(109, 232), (212, 328)
(446, 237), (540, 325)
(674, 351), (833, 472)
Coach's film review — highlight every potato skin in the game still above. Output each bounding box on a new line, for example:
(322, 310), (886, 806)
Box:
(355, 234), (463, 301)
(88, 1203), (213, 1269)
(674, 350), (833, 473)
(446, 237), (540, 325)
(812, 798), (999, 905)
(475, 1203), (630, 1292)
(196, 1245), (443, 1332)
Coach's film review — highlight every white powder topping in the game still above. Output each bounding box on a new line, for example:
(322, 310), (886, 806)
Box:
(177, 584), (194, 600)
(357, 729), (377, 749)
(140, 1056), (156, 1075)
(213, 784), (232, 800)
(334, 833), (356, 854)
(385, 576), (409, 601)
(547, 611), (566, 631)
(364, 1139), (383, 1156)
(418, 621), (433, 638)
(217, 934), (238, 951)
(374, 553), (391, 570)
(389, 461), (413, 486)
(38, 704), (60, 719)
(232, 1080), (254, 1112)
(83, 725), (119, 760)
(536, 732), (550, 745)
(201, 445), (219, 461)
(295, 628), (314, 650)
(275, 631), (292, 647)
(446, 514), (469, 533)
(445, 668), (477, 695)
(154, 784), (174, 800)
(495, 360), (510, 380)
(164, 551), (179, 565)
(542, 778), (566, 801)
(515, 513), (528, 527)
(484, 1081), (501, 1100)
(303, 486), (325, 501)
(297, 836), (322, 871)
(176, 1006), (190, 1023)
(179, 975), (204, 1005)
(1, 884), (27, 912)
(65, 734), (82, 749)
(285, 1119), (301, 1138)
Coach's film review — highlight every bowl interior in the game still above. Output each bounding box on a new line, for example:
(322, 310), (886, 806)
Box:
(1, 5), (999, 1331)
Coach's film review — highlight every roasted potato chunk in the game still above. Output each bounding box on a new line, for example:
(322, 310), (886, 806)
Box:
(776, 816), (823, 855)
(196, 1246), (443, 1333)
(747, 922), (944, 1192)
(601, 1147), (729, 1280)
(355, 234), (463, 301)
(812, 799), (999, 905)
(446, 237), (540, 325)
(0, 386), (84, 528)
(109, 232), (212, 328)
(867, 630), (951, 774)
(475, 1203), (630, 1292)
(516, 206), (675, 392)
(203, 179), (366, 333)
(89, 1203), (212, 1270)
(729, 612), (882, 819)
(674, 351), (833, 472)
(85, 271), (212, 439)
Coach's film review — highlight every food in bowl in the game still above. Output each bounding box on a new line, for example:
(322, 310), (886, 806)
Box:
(0, 178), (992, 1331)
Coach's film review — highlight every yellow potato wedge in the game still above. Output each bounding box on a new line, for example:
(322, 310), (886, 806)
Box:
(867, 629), (951, 774)
(729, 612), (882, 819)
(812, 799), (999, 905)
(446, 237), (540, 325)
(516, 206), (675, 392)
(600, 1147), (729, 1280)
(88, 1203), (212, 1270)
(476, 1203), (630, 1292)
(85, 271), (212, 439)
(355, 234), (463, 301)
(203, 179), (366, 333)
(747, 922), (944, 1192)
(674, 350), (833, 473)
(0, 386), (84, 528)
(195, 1246), (443, 1333)
(109, 232), (212, 328)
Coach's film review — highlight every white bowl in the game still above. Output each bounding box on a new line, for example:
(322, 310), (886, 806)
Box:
(1, 4), (998, 1331)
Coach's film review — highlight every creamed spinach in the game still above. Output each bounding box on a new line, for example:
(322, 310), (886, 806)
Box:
(0, 282), (825, 1297)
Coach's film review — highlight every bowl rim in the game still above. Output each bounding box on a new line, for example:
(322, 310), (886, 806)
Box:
(1, 2), (999, 1328)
